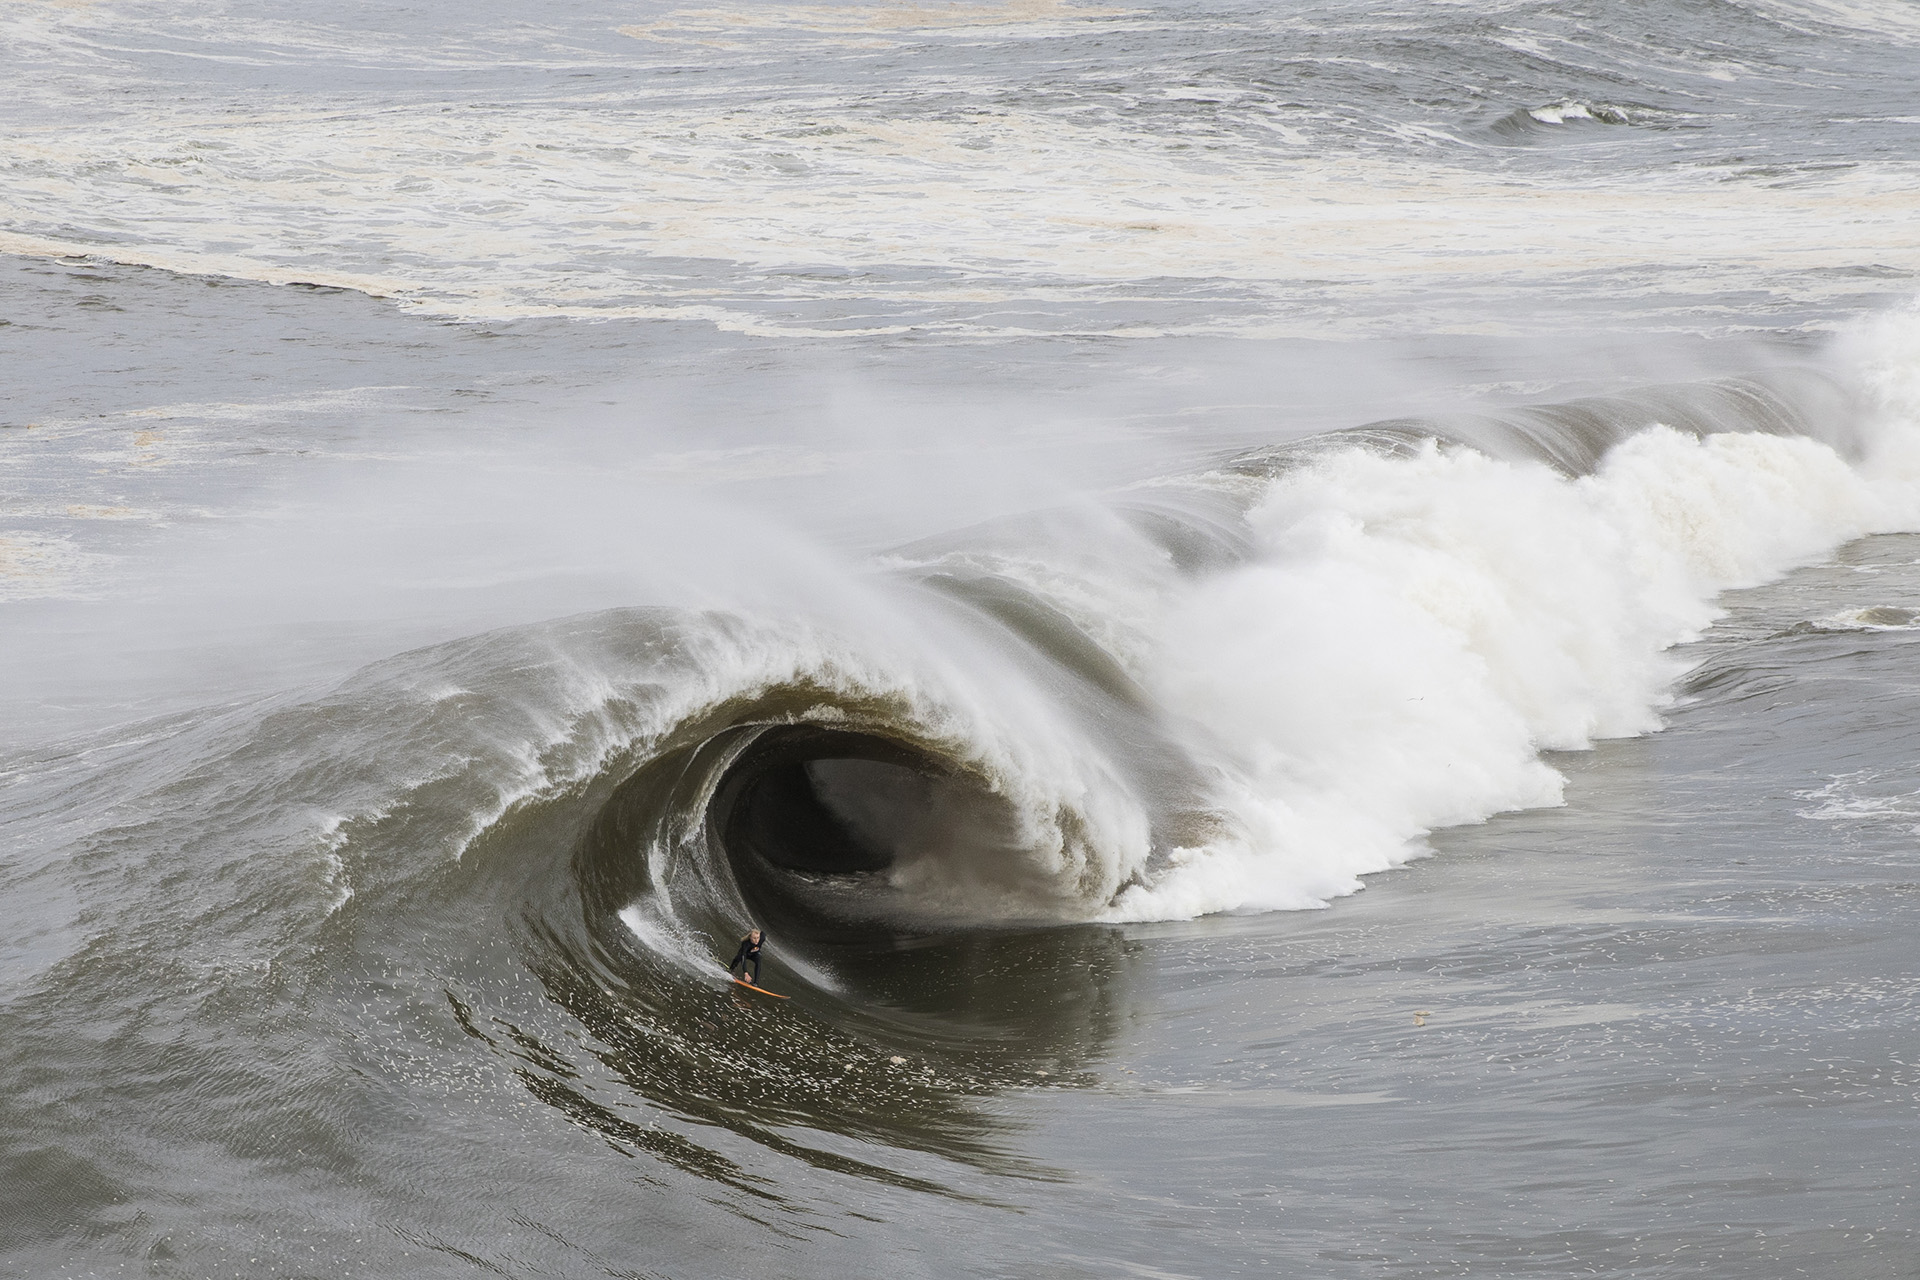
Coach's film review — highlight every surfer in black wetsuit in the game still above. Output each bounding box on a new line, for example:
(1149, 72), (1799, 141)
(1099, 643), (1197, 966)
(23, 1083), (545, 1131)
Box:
(728, 928), (765, 985)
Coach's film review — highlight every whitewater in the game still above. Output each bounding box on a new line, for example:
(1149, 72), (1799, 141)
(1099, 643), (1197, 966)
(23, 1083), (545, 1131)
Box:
(4, 0), (1920, 1276)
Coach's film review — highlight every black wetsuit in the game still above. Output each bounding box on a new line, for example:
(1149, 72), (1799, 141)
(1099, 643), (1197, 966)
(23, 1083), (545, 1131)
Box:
(729, 934), (764, 984)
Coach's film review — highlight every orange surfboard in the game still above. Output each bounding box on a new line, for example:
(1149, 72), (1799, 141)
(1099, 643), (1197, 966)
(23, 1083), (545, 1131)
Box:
(732, 977), (789, 999)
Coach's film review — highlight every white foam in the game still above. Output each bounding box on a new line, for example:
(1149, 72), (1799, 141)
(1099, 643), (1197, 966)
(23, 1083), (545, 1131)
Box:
(1, 18), (1916, 338)
(618, 0), (1129, 45)
(0, 531), (106, 601)
(1100, 309), (1920, 918)
(1798, 771), (1920, 829)
(618, 902), (720, 978)
(1808, 605), (1920, 631)
(1741, 0), (1920, 45)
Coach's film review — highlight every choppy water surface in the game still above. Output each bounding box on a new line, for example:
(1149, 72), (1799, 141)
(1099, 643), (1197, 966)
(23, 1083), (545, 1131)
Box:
(3, 1), (1920, 1276)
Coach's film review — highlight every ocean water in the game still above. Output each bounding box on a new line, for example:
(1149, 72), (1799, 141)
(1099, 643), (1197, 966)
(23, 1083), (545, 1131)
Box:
(4, 1), (1920, 1276)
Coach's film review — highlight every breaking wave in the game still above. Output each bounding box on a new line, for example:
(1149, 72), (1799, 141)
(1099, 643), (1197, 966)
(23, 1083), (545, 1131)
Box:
(276, 309), (1920, 1003)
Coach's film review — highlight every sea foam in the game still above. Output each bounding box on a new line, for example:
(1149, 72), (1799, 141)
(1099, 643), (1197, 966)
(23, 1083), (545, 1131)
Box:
(1102, 306), (1920, 918)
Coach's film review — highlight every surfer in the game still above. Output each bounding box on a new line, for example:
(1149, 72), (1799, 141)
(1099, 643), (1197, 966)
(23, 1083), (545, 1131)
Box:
(728, 928), (765, 986)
